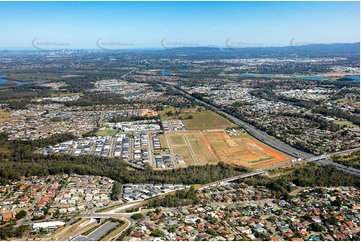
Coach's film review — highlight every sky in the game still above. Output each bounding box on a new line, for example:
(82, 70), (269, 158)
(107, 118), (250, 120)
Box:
(0, 1), (359, 50)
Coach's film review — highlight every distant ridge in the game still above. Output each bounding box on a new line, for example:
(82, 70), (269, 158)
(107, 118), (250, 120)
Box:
(0, 42), (359, 58)
(154, 42), (360, 58)
(163, 42), (360, 51)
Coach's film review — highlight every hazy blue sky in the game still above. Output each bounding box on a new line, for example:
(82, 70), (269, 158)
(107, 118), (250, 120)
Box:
(1, 1), (359, 50)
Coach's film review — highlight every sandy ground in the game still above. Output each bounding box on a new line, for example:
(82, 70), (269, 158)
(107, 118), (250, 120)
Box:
(166, 130), (292, 169)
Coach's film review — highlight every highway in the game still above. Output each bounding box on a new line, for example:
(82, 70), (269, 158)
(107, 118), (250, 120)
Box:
(79, 170), (267, 220)
(163, 84), (359, 176)
(166, 84), (313, 159)
(220, 171), (267, 183)
(306, 148), (360, 176)
(58, 219), (98, 241)
(123, 73), (358, 175)
(73, 221), (119, 241)
(198, 171), (267, 190)
(306, 148), (360, 162)
(314, 158), (359, 176)
(66, 161), (356, 240)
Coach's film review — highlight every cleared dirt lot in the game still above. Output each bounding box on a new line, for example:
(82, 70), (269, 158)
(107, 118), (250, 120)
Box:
(0, 109), (15, 123)
(166, 130), (292, 169)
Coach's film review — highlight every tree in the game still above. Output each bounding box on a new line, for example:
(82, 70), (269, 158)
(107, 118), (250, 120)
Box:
(15, 210), (27, 220)
(165, 111), (173, 116)
(131, 213), (144, 221)
(111, 181), (122, 200)
(150, 228), (165, 237)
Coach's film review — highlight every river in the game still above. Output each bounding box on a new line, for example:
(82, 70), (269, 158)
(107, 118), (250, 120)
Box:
(0, 74), (8, 84)
(0, 74), (48, 89)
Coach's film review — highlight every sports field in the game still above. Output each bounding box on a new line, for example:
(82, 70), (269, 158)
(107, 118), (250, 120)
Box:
(165, 130), (291, 169)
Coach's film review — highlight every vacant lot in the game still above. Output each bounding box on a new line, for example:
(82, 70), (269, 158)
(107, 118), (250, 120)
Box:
(172, 145), (196, 166)
(160, 107), (236, 130)
(169, 135), (186, 146)
(158, 135), (169, 149)
(334, 120), (354, 127)
(0, 109), (19, 123)
(166, 130), (291, 169)
(95, 129), (118, 136)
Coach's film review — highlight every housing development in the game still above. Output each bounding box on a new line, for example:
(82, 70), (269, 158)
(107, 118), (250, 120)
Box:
(0, 1), (360, 241)
(0, 44), (359, 241)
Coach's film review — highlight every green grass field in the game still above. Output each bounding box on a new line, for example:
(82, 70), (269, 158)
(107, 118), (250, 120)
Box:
(95, 129), (118, 136)
(5, 73), (63, 82)
(172, 145), (195, 166)
(188, 138), (218, 165)
(169, 135), (186, 146)
(160, 107), (236, 130)
(159, 135), (169, 149)
(334, 120), (354, 127)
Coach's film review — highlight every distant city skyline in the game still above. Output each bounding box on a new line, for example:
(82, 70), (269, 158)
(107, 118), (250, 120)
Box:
(0, 1), (359, 50)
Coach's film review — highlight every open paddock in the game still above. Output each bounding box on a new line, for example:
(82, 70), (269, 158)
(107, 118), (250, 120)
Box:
(165, 130), (291, 170)
(0, 109), (16, 123)
(159, 107), (237, 130)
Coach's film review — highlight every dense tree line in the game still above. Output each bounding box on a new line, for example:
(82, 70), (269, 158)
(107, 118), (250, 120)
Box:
(0, 132), (244, 185)
(0, 225), (29, 240)
(319, 78), (360, 88)
(332, 151), (360, 169)
(109, 115), (155, 123)
(249, 89), (320, 109)
(66, 93), (130, 107)
(111, 181), (122, 200)
(15, 210), (27, 220)
(147, 186), (199, 208)
(0, 155), (240, 185)
(243, 163), (359, 199)
(312, 106), (360, 125)
(0, 84), (53, 109)
(131, 213), (144, 220)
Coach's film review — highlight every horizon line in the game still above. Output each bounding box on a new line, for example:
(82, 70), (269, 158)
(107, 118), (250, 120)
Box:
(0, 41), (359, 52)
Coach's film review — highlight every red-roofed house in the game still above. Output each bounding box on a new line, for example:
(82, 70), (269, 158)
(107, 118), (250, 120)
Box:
(153, 212), (163, 219)
(197, 223), (205, 230)
(132, 232), (143, 238)
(226, 234), (235, 240)
(284, 232), (295, 238)
(345, 221), (353, 228)
(335, 234), (347, 240)
(1, 212), (16, 221)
